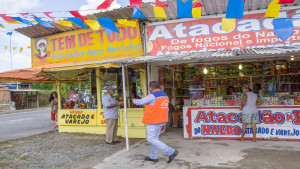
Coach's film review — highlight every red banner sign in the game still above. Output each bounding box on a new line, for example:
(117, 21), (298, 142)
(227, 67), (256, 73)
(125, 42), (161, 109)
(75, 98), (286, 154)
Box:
(146, 9), (300, 56)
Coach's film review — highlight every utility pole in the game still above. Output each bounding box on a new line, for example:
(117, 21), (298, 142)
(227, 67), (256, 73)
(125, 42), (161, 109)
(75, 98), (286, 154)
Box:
(10, 34), (12, 70)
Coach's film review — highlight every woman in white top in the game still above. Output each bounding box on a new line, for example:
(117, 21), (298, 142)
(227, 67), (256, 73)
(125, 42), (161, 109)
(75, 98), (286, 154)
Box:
(240, 84), (263, 142)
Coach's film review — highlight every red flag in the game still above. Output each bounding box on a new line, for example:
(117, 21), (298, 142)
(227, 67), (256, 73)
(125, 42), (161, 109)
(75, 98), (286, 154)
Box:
(69, 11), (88, 22)
(278, 0), (294, 4)
(156, 0), (168, 7)
(130, 0), (142, 8)
(43, 12), (57, 21)
(0, 14), (20, 23)
(21, 13), (38, 18)
(193, 1), (205, 8)
(97, 0), (114, 9)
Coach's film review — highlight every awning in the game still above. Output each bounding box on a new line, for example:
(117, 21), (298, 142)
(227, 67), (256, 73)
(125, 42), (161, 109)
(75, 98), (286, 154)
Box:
(105, 47), (300, 66)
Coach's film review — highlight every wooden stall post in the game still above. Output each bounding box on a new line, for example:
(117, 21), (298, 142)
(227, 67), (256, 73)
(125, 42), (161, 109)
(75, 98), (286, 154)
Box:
(57, 72), (62, 110)
(139, 68), (147, 98)
(96, 67), (102, 109)
(122, 64), (129, 151)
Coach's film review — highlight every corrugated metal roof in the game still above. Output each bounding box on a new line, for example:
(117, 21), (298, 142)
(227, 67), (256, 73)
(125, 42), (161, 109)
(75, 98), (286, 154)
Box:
(105, 47), (300, 65)
(15, 0), (300, 38)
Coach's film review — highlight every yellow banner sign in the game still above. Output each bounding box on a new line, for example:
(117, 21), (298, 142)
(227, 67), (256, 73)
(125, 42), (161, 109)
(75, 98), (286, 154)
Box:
(58, 109), (97, 126)
(31, 20), (143, 67)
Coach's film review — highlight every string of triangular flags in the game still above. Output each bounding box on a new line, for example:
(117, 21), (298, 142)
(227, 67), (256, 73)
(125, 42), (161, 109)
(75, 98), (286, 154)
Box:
(221, 0), (295, 41)
(1, 45), (31, 53)
(0, 0), (297, 41)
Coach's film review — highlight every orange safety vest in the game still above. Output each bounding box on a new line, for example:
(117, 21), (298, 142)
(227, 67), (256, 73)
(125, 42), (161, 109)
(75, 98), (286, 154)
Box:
(142, 89), (169, 124)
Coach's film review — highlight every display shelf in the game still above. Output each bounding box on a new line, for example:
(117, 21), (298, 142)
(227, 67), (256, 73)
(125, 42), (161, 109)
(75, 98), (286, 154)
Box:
(183, 80), (193, 81)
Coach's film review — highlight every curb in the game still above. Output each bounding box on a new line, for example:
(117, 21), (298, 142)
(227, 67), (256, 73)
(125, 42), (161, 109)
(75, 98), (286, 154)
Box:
(0, 107), (51, 115)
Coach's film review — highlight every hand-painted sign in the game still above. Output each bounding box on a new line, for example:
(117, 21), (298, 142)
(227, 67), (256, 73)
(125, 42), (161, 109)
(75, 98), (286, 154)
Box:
(31, 20), (143, 67)
(146, 9), (300, 56)
(183, 106), (300, 140)
(58, 109), (97, 126)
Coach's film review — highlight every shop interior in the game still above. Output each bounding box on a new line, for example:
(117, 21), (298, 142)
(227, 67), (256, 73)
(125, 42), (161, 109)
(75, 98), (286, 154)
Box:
(153, 57), (300, 127)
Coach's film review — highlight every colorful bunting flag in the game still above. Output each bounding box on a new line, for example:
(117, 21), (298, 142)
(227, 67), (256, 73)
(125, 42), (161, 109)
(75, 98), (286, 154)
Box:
(84, 20), (101, 30)
(132, 4), (146, 18)
(4, 46), (8, 49)
(130, 0), (142, 8)
(13, 47), (16, 51)
(97, 17), (120, 36)
(44, 12), (57, 21)
(55, 20), (73, 27)
(0, 24), (6, 28)
(226, 0), (245, 19)
(21, 13), (38, 18)
(6, 32), (12, 36)
(156, 0), (168, 7)
(193, 0), (204, 7)
(265, 3), (281, 18)
(153, 5), (167, 19)
(192, 7), (201, 18)
(20, 47), (23, 53)
(67, 17), (89, 29)
(11, 17), (33, 25)
(177, 0), (193, 18)
(97, 0), (114, 9)
(278, 0), (295, 4)
(117, 19), (137, 27)
(69, 11), (88, 22)
(273, 18), (294, 41)
(0, 14), (22, 24)
(34, 17), (55, 28)
(221, 18), (236, 32)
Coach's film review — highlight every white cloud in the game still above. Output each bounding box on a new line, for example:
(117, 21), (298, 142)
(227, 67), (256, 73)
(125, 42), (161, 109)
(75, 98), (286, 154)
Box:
(0, 0), (39, 72)
(79, 0), (122, 16)
(0, 0), (39, 13)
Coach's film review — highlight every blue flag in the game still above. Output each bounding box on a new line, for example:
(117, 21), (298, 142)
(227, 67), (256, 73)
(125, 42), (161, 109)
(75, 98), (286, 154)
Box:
(67, 17), (88, 30)
(132, 4), (146, 18)
(273, 18), (294, 41)
(11, 17), (34, 26)
(34, 17), (55, 28)
(97, 17), (120, 36)
(226, 0), (245, 19)
(6, 32), (12, 36)
(177, 0), (193, 18)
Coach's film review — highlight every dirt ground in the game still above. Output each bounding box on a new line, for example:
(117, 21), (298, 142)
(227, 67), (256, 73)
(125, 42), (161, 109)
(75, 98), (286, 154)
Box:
(0, 131), (142, 169)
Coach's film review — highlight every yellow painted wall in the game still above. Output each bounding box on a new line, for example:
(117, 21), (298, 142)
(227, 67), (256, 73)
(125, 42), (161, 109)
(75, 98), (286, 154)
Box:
(58, 108), (146, 138)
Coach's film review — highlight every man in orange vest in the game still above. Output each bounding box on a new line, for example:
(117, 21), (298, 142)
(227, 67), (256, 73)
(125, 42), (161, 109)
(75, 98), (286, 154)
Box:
(133, 81), (178, 163)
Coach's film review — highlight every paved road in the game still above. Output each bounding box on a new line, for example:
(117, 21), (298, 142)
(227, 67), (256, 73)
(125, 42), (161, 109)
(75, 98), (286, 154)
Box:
(0, 109), (56, 142)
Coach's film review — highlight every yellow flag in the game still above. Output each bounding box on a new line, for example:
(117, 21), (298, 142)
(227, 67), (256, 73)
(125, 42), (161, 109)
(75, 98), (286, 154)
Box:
(20, 47), (23, 53)
(0, 23), (6, 28)
(4, 46), (8, 49)
(271, 0), (280, 3)
(192, 7), (202, 18)
(13, 47), (16, 50)
(56, 20), (73, 27)
(31, 20), (38, 23)
(221, 18), (236, 32)
(27, 46), (31, 48)
(265, 3), (281, 18)
(117, 19), (136, 27)
(153, 5), (167, 19)
(84, 20), (101, 30)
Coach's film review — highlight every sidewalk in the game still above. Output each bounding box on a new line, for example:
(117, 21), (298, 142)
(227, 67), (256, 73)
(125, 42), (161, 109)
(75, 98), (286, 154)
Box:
(0, 107), (50, 115)
(94, 127), (300, 169)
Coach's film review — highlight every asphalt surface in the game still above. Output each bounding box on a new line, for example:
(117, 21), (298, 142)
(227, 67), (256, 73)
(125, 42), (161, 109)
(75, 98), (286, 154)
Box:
(0, 109), (56, 142)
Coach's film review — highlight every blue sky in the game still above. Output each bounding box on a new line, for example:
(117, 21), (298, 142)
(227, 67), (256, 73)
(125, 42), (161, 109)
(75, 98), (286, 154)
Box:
(0, 0), (154, 72)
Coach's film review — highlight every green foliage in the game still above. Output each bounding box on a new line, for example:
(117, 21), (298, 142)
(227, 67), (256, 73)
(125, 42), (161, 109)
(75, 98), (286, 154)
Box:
(32, 83), (56, 91)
